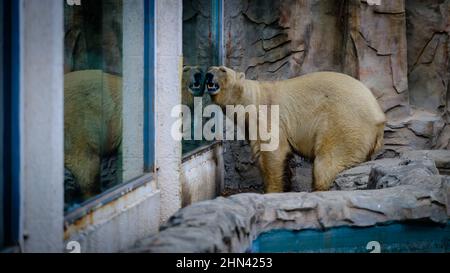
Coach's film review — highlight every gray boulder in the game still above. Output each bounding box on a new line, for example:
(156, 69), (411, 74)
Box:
(402, 150), (450, 175)
(331, 150), (450, 191)
(331, 158), (402, 191)
(367, 157), (438, 190)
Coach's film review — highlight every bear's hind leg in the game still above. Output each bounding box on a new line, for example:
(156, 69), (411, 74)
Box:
(259, 141), (291, 193)
(313, 147), (367, 191)
(313, 155), (346, 191)
(66, 153), (101, 199)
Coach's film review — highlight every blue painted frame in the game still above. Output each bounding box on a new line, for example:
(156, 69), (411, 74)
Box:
(1, 0), (20, 248)
(0, 0), (4, 249)
(144, 0), (155, 172)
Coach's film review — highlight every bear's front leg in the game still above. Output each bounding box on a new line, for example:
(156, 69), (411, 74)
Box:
(258, 141), (291, 193)
(65, 152), (101, 200)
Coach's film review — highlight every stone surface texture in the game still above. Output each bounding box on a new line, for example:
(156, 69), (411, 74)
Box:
(128, 150), (450, 253)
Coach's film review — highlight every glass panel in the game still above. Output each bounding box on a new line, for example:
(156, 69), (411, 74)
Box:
(181, 0), (221, 154)
(64, 0), (145, 211)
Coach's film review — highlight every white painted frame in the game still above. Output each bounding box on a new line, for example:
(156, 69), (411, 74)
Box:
(155, 0), (183, 223)
(19, 0), (64, 252)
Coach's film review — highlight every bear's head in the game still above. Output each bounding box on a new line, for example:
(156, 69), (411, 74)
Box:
(205, 66), (245, 106)
(182, 66), (205, 97)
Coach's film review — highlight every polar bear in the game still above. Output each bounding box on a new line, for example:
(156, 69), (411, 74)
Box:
(65, 68), (202, 200)
(205, 66), (386, 192)
(182, 66), (204, 108)
(64, 70), (122, 199)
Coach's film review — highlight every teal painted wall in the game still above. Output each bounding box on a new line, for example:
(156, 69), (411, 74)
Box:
(252, 222), (450, 253)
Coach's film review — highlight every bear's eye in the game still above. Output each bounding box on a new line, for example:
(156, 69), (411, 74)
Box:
(219, 67), (227, 73)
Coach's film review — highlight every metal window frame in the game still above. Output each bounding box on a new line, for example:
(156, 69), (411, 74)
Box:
(64, 0), (156, 221)
(144, 0), (155, 172)
(1, 0), (21, 249)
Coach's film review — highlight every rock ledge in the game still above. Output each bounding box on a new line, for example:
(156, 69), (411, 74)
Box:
(128, 151), (450, 253)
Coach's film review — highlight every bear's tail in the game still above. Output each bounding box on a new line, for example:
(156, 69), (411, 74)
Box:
(369, 123), (385, 159)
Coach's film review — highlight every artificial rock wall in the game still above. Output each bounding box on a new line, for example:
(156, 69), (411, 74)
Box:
(183, 0), (213, 68)
(222, 0), (450, 192)
(64, 0), (123, 75)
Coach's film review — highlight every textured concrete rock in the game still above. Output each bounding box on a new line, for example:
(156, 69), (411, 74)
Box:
(368, 158), (439, 189)
(129, 154), (450, 253)
(289, 156), (313, 192)
(331, 158), (402, 191)
(129, 178), (449, 253)
(331, 150), (449, 191)
(402, 150), (450, 174)
(406, 0), (449, 115)
(347, 0), (409, 120)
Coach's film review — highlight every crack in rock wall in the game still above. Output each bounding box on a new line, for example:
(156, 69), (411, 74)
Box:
(222, 0), (450, 193)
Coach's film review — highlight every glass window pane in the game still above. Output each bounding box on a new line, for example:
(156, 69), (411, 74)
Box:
(182, 0), (221, 154)
(64, 0), (145, 211)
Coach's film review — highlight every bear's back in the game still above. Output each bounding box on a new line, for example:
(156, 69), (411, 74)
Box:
(278, 71), (385, 125)
(64, 70), (122, 154)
